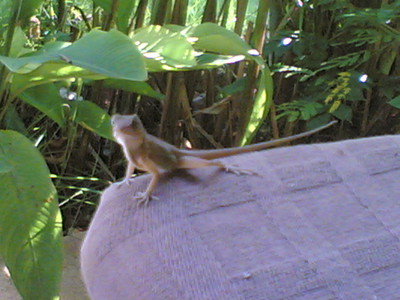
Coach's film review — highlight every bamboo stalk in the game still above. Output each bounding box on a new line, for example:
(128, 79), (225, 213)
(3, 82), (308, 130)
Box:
(133, 0), (148, 29)
(57, 0), (67, 31)
(202, 0), (217, 23)
(235, 0), (269, 144)
(172, 0), (188, 25)
(234, 0), (249, 35)
(151, 0), (171, 25)
(218, 0), (232, 27)
(103, 0), (120, 30)
(361, 88), (372, 136)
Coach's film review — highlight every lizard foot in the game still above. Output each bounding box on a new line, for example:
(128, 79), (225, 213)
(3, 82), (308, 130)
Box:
(116, 178), (132, 188)
(134, 192), (159, 206)
(224, 165), (257, 176)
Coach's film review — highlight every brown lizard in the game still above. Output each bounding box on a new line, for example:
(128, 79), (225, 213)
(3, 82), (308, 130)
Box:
(111, 114), (337, 205)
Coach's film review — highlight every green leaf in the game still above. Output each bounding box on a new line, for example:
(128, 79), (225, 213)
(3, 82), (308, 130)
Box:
(116, 0), (138, 31)
(131, 25), (197, 71)
(0, 0), (43, 25)
(0, 130), (63, 300)
(103, 79), (165, 100)
(347, 86), (364, 101)
(388, 95), (400, 109)
(92, 0), (112, 11)
(59, 29), (147, 80)
(70, 101), (113, 140)
(195, 53), (248, 68)
(18, 0), (43, 21)
(19, 82), (114, 138)
(307, 114), (332, 130)
(0, 29), (147, 87)
(220, 77), (248, 96)
(92, 0), (137, 30)
(0, 53), (56, 74)
(288, 111), (300, 122)
(8, 26), (28, 58)
(18, 83), (65, 127)
(3, 105), (29, 136)
(183, 23), (264, 65)
(331, 104), (352, 121)
(241, 66), (274, 145)
(0, 0), (12, 33)
(10, 63), (105, 95)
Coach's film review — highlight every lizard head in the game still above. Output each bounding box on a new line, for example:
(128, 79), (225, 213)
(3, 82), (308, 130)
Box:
(111, 114), (146, 142)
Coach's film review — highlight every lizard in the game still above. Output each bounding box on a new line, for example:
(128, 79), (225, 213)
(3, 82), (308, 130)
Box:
(111, 114), (337, 205)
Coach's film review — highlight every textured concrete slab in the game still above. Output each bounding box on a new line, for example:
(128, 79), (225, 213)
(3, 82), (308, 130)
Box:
(81, 135), (400, 300)
(62, 231), (90, 300)
(0, 260), (20, 300)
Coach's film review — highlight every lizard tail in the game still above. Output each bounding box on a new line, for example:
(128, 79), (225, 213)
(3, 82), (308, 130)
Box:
(177, 120), (338, 159)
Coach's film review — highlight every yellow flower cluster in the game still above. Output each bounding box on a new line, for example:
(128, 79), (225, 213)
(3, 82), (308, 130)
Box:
(325, 72), (351, 113)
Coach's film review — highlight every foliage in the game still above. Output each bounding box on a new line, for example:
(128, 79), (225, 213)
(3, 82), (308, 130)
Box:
(0, 130), (63, 300)
(266, 0), (400, 132)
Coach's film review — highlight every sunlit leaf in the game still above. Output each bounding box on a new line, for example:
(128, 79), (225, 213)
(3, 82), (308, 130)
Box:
(195, 53), (247, 67)
(1, 29), (147, 87)
(241, 66), (274, 145)
(131, 25), (197, 71)
(183, 23), (264, 65)
(59, 29), (146, 80)
(10, 63), (105, 95)
(329, 100), (342, 113)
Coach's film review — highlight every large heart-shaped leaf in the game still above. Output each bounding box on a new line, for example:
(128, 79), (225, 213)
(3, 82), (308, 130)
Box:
(18, 83), (65, 127)
(59, 29), (147, 80)
(1, 29), (148, 95)
(0, 130), (63, 300)
(10, 63), (105, 96)
(103, 79), (165, 100)
(69, 100), (113, 140)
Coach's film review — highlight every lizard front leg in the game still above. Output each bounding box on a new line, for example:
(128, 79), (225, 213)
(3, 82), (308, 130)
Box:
(120, 161), (135, 186)
(134, 172), (160, 205)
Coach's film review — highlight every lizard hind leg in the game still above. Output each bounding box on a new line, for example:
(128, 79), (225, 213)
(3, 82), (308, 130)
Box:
(177, 156), (256, 176)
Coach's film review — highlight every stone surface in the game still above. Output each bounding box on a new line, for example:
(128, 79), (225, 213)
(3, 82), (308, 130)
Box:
(81, 135), (400, 300)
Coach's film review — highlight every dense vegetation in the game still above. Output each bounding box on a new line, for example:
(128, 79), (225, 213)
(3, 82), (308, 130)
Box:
(0, 0), (399, 298)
